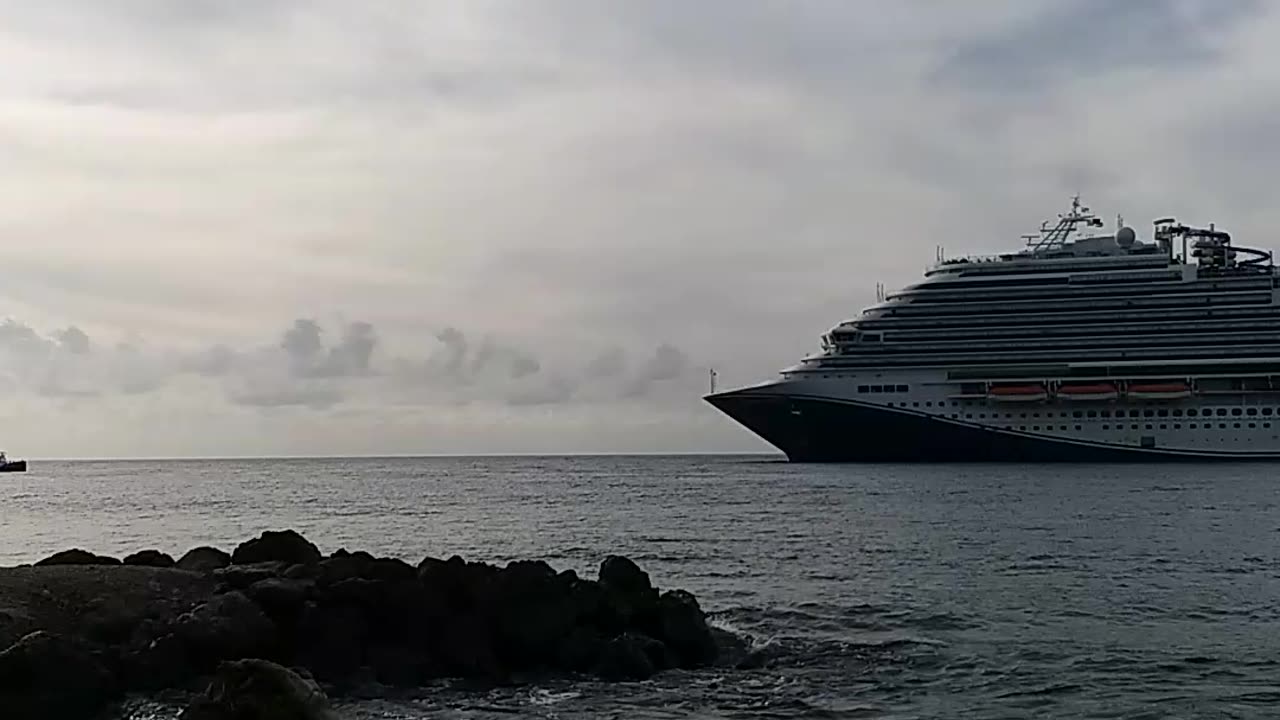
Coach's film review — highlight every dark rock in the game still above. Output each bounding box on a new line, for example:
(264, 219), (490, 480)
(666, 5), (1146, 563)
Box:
(657, 589), (718, 668)
(174, 591), (278, 671)
(123, 549), (177, 568)
(232, 530), (322, 567)
(594, 633), (662, 681)
(34, 548), (121, 566)
(212, 563), (286, 591)
(433, 611), (504, 680)
(121, 631), (191, 692)
(177, 546), (232, 572)
(292, 601), (368, 685)
(709, 626), (752, 668)
(490, 560), (578, 668)
(555, 626), (604, 672)
(283, 563), (319, 580)
(81, 597), (146, 646)
(0, 630), (116, 719)
(316, 553), (414, 586)
(367, 644), (436, 687)
(179, 658), (338, 720)
(599, 555), (651, 594)
(246, 578), (313, 624)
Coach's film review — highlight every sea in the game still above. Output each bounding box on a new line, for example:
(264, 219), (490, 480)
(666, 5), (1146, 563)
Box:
(4, 455), (1280, 719)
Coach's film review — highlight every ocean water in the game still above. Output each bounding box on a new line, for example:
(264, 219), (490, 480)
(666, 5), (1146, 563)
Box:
(5, 455), (1280, 718)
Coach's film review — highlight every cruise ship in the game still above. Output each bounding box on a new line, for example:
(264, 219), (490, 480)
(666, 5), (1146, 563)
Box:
(705, 197), (1280, 461)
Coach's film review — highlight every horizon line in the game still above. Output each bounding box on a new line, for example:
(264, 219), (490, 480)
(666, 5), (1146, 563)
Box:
(24, 450), (785, 462)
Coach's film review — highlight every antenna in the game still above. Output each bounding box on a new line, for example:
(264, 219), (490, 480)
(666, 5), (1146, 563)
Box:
(709, 368), (717, 394)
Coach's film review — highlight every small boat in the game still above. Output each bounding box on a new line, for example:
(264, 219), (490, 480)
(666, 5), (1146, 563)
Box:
(987, 384), (1048, 402)
(0, 452), (27, 472)
(1056, 383), (1119, 401)
(1126, 382), (1192, 400)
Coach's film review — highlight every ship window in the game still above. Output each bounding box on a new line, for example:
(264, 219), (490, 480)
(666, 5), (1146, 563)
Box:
(1190, 423), (1197, 429)
(1020, 413), (1027, 418)
(1033, 412), (1040, 418)
(1220, 423), (1228, 429)
(1102, 424), (1110, 430)
(1101, 410), (1111, 418)
(1033, 426), (1040, 431)
(1157, 410), (1169, 417)
(1264, 408), (1275, 416)
(1145, 424), (1153, 430)
(1086, 411), (1097, 418)
(965, 414), (972, 419)
(896, 384), (909, 392)
(1235, 423), (1242, 429)
(871, 385), (883, 393)
(858, 385), (869, 393)
(1266, 423), (1273, 428)
(1129, 410), (1140, 418)
(1174, 424), (1181, 429)
(1131, 424), (1139, 430)
(1232, 408), (1243, 416)
(1187, 409), (1198, 416)
(926, 401), (932, 406)
(1060, 425), (1067, 431)
(913, 402), (919, 407)
(1249, 423), (1257, 428)
(1075, 425), (1082, 431)
(1217, 409), (1227, 416)
(1143, 410), (1154, 418)
(1072, 411), (1082, 418)
(1247, 408), (1258, 416)
(1160, 424), (1167, 430)
(1172, 409), (1183, 417)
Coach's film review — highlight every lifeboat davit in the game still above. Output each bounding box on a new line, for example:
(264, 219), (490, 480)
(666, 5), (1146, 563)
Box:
(1056, 383), (1119, 401)
(988, 384), (1048, 402)
(1126, 382), (1192, 400)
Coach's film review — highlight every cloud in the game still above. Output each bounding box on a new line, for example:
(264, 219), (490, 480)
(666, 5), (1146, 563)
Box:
(934, 0), (1262, 93)
(0, 2), (1278, 456)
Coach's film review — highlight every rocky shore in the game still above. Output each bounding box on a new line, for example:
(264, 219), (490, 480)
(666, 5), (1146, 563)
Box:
(0, 530), (740, 719)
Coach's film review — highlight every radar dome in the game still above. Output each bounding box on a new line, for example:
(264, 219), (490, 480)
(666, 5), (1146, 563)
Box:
(1116, 226), (1137, 247)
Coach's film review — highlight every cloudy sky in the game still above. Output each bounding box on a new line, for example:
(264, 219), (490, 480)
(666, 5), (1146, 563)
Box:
(0, 0), (1276, 457)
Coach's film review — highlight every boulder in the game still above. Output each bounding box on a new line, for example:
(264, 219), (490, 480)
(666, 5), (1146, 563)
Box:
(0, 630), (116, 719)
(599, 555), (651, 594)
(232, 530), (322, 567)
(179, 658), (338, 720)
(657, 589), (718, 668)
(123, 549), (176, 568)
(177, 546), (232, 572)
(213, 564), (287, 591)
(34, 548), (121, 566)
(292, 601), (368, 685)
(173, 591), (278, 671)
(489, 560), (578, 668)
(594, 633), (663, 681)
(246, 578), (313, 623)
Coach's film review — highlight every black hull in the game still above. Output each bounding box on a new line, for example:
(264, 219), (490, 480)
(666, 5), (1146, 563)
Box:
(706, 392), (1280, 462)
(0, 460), (27, 472)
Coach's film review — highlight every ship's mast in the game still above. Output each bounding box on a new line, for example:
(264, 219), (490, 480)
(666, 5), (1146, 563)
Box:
(1027, 195), (1105, 251)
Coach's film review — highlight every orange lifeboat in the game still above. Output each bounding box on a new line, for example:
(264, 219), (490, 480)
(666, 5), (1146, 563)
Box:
(1057, 383), (1119, 401)
(988, 384), (1048, 402)
(1126, 381), (1192, 400)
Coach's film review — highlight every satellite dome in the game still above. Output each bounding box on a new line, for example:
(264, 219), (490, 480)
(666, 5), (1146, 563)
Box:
(1116, 226), (1137, 247)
